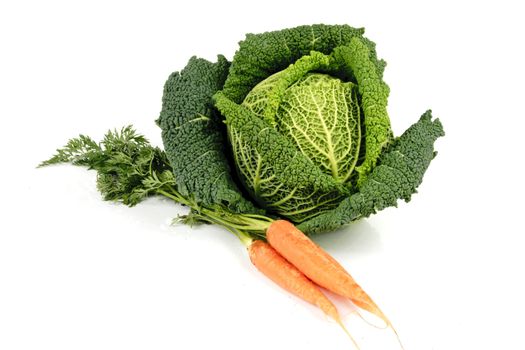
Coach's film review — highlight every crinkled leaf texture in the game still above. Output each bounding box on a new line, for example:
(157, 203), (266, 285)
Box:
(215, 26), (394, 222)
(272, 73), (361, 184)
(242, 52), (362, 184)
(331, 42), (392, 185)
(156, 24), (444, 234)
(214, 92), (347, 223)
(238, 37), (391, 186)
(222, 24), (385, 103)
(157, 56), (258, 213)
(297, 111), (444, 234)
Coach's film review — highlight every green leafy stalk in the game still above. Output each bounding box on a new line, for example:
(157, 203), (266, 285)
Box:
(38, 134), (102, 167)
(39, 127), (272, 240)
(40, 126), (173, 206)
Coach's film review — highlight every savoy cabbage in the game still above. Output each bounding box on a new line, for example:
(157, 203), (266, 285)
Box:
(158, 24), (443, 233)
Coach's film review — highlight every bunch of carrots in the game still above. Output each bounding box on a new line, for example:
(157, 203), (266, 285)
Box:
(247, 220), (402, 349)
(39, 126), (404, 348)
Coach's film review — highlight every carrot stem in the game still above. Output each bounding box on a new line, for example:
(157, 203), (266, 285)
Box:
(157, 188), (271, 240)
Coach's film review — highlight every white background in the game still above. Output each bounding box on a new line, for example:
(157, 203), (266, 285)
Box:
(1, 1), (524, 349)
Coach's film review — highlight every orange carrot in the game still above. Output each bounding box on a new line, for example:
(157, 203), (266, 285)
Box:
(248, 240), (359, 348)
(266, 220), (402, 344)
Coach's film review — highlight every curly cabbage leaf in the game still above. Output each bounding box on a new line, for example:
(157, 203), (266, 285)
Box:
(156, 56), (258, 213)
(214, 92), (347, 222)
(222, 24), (385, 103)
(297, 111), (444, 234)
(331, 41), (392, 185)
(275, 74), (361, 183)
(244, 71), (362, 184)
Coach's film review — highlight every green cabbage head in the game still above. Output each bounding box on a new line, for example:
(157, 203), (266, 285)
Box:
(157, 24), (444, 235)
(214, 26), (392, 222)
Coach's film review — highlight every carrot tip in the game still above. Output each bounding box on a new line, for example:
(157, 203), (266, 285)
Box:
(389, 323), (405, 350)
(354, 308), (404, 349)
(336, 319), (361, 350)
(355, 309), (389, 329)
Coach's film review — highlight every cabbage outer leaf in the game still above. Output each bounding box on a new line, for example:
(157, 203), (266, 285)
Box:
(297, 111), (444, 234)
(332, 39), (392, 185)
(157, 56), (258, 213)
(222, 24), (385, 103)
